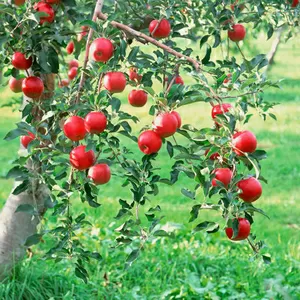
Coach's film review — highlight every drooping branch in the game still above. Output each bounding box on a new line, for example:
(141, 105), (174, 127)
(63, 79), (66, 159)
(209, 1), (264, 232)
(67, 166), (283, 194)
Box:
(97, 13), (202, 72)
(76, 0), (105, 104)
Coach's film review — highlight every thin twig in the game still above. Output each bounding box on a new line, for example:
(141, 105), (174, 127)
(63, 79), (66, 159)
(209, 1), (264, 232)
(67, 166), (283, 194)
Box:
(164, 64), (180, 97)
(75, 0), (105, 104)
(221, 90), (260, 99)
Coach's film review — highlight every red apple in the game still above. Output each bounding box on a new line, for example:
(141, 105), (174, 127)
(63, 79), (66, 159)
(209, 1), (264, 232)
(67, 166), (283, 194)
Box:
(9, 77), (24, 93)
(66, 41), (74, 55)
(149, 19), (171, 38)
(59, 79), (70, 88)
(153, 112), (178, 138)
(69, 145), (95, 171)
(45, 0), (60, 4)
(90, 38), (114, 62)
(138, 130), (162, 155)
(103, 72), (126, 93)
(228, 24), (246, 42)
(291, 0), (299, 7)
(129, 67), (142, 82)
(225, 218), (251, 241)
(84, 111), (107, 134)
(69, 59), (79, 69)
(211, 103), (232, 120)
(14, 0), (25, 6)
(21, 132), (35, 149)
(175, 76), (184, 85)
(205, 149), (220, 160)
(22, 76), (44, 99)
(88, 164), (111, 185)
(212, 168), (233, 188)
(63, 116), (87, 141)
(68, 67), (78, 80)
(11, 52), (32, 70)
(34, 2), (55, 24)
(128, 90), (148, 107)
(233, 130), (257, 156)
(223, 73), (232, 84)
(237, 177), (262, 203)
(170, 111), (181, 128)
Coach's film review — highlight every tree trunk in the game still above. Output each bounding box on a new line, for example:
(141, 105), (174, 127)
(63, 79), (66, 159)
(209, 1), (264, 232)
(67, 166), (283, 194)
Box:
(266, 28), (283, 69)
(0, 74), (54, 280)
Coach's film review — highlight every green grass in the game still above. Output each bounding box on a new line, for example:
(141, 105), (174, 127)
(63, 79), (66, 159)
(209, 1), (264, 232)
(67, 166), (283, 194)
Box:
(0, 37), (300, 299)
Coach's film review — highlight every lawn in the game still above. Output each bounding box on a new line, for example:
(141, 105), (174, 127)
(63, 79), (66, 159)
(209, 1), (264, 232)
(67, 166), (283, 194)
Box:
(0, 37), (299, 299)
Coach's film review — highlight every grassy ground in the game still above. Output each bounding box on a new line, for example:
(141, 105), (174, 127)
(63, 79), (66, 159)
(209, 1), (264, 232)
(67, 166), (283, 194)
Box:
(0, 37), (300, 299)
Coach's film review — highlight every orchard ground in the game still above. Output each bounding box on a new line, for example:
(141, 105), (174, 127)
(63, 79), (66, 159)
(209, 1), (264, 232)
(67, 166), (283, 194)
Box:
(0, 36), (299, 299)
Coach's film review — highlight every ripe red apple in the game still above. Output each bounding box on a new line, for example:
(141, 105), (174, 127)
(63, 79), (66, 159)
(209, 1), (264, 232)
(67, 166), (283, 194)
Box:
(225, 218), (250, 241)
(228, 24), (246, 42)
(59, 79), (70, 88)
(69, 59), (79, 69)
(84, 111), (107, 134)
(233, 130), (257, 156)
(63, 116), (87, 141)
(90, 38), (114, 62)
(14, 0), (25, 6)
(88, 164), (111, 185)
(11, 52), (32, 70)
(205, 149), (220, 160)
(149, 19), (171, 38)
(77, 26), (89, 42)
(211, 103), (232, 120)
(212, 168), (233, 188)
(68, 67), (78, 80)
(223, 73), (232, 84)
(170, 111), (181, 128)
(9, 77), (24, 93)
(175, 75), (184, 85)
(21, 132), (35, 149)
(69, 145), (95, 171)
(237, 177), (262, 203)
(128, 90), (148, 107)
(129, 67), (142, 82)
(291, 0), (299, 7)
(138, 130), (162, 155)
(66, 41), (74, 55)
(153, 112), (178, 138)
(103, 72), (126, 93)
(22, 76), (44, 99)
(34, 2), (55, 24)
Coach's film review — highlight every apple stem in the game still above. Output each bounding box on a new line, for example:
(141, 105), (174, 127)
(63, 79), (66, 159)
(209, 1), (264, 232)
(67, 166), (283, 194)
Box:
(76, 0), (105, 104)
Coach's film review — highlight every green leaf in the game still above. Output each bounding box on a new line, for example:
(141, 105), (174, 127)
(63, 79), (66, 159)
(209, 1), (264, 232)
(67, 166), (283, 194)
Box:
(181, 188), (195, 200)
(166, 141), (174, 158)
(127, 46), (139, 62)
(12, 180), (29, 195)
(4, 128), (27, 141)
(79, 20), (97, 31)
(15, 204), (36, 215)
(262, 254), (272, 264)
(193, 221), (219, 233)
(24, 233), (43, 247)
(126, 249), (140, 267)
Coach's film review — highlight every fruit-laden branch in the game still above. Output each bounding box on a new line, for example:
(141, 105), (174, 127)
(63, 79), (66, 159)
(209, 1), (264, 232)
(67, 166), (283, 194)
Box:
(97, 12), (202, 72)
(76, 0), (105, 104)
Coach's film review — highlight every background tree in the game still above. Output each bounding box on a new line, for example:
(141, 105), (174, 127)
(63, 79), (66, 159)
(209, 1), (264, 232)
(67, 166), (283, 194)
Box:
(0, 0), (299, 281)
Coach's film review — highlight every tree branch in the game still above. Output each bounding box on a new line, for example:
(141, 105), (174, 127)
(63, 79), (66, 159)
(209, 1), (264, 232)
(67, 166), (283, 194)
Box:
(97, 12), (202, 72)
(76, 0), (105, 104)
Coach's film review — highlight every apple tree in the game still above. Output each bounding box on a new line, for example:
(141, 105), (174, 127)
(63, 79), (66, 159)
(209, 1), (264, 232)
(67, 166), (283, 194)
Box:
(0, 0), (298, 280)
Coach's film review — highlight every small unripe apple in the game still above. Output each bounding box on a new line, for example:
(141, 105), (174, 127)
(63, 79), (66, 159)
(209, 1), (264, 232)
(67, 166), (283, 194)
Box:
(138, 130), (162, 154)
(153, 112), (178, 138)
(225, 218), (250, 241)
(170, 111), (182, 128)
(22, 76), (44, 99)
(21, 132), (35, 149)
(88, 164), (111, 185)
(69, 145), (95, 171)
(68, 67), (78, 80)
(233, 130), (257, 156)
(90, 38), (114, 62)
(237, 177), (262, 202)
(228, 24), (246, 42)
(129, 67), (142, 82)
(66, 41), (74, 55)
(149, 19), (171, 38)
(84, 111), (107, 134)
(63, 116), (87, 141)
(59, 79), (70, 88)
(34, 2), (55, 24)
(9, 77), (24, 93)
(103, 72), (126, 93)
(128, 90), (148, 107)
(212, 168), (233, 188)
(12, 52), (32, 70)
(69, 59), (79, 69)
